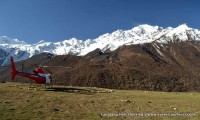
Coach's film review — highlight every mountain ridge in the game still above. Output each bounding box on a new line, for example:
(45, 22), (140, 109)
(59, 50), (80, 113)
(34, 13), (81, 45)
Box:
(1, 24), (200, 66)
(1, 40), (200, 91)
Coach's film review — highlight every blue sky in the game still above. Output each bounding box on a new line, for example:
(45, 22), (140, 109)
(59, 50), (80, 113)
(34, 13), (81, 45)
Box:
(0, 0), (199, 44)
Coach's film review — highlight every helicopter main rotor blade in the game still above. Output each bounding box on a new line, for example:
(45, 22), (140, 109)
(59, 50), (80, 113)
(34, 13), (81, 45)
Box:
(42, 66), (71, 69)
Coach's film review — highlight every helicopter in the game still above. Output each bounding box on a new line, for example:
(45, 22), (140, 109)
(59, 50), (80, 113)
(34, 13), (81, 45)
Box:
(10, 56), (53, 87)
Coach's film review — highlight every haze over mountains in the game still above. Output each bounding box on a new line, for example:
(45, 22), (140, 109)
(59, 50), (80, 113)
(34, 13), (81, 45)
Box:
(1, 24), (200, 66)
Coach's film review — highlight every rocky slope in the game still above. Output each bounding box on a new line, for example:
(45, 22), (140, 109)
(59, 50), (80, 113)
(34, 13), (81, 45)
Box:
(1, 41), (200, 92)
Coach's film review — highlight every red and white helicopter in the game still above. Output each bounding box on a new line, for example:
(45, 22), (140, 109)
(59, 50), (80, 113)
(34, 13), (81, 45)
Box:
(10, 56), (52, 87)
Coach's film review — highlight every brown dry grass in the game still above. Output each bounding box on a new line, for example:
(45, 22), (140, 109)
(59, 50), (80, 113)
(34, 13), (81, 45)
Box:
(0, 82), (199, 120)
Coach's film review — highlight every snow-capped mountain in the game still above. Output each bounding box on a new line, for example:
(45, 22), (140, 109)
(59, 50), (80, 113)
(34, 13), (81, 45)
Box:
(1, 24), (200, 66)
(0, 36), (27, 44)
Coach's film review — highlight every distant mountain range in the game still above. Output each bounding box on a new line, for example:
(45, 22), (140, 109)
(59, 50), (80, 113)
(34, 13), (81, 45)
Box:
(1, 24), (200, 66)
(1, 24), (200, 91)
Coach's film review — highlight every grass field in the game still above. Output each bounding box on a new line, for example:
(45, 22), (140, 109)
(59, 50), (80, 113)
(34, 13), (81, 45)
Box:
(0, 82), (199, 120)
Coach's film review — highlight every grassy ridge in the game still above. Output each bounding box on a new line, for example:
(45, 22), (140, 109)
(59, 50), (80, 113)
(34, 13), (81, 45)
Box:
(0, 82), (199, 120)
